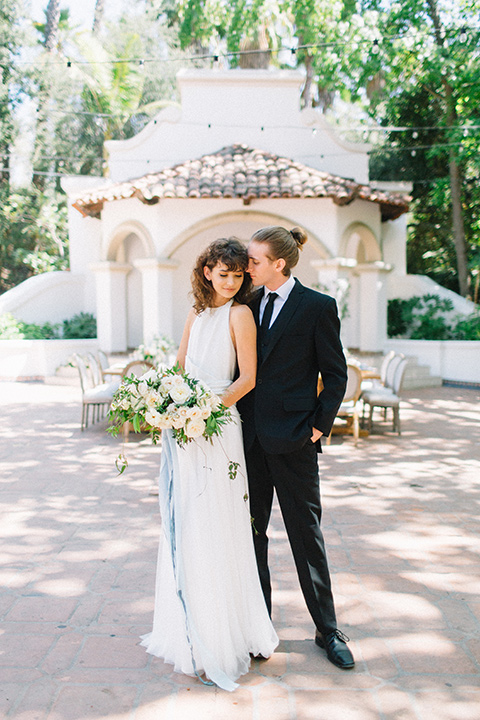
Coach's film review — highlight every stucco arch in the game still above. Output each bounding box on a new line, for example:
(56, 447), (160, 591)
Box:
(105, 220), (155, 262)
(340, 222), (382, 264)
(162, 209), (332, 260)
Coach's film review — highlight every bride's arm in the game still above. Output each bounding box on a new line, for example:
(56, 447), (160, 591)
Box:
(221, 304), (256, 408)
(176, 308), (197, 370)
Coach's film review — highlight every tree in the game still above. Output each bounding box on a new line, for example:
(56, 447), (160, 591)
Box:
(345, 0), (480, 298)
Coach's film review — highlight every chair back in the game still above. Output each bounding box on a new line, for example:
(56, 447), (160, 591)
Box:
(73, 354), (94, 393)
(342, 363), (363, 404)
(380, 350), (396, 384)
(392, 357), (408, 394)
(97, 350), (109, 371)
(87, 352), (103, 386)
(384, 353), (405, 389)
(122, 360), (155, 378)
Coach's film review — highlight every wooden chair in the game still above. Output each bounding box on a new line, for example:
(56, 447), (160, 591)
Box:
(327, 363), (363, 446)
(73, 354), (119, 430)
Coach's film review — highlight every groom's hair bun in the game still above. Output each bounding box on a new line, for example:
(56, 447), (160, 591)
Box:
(290, 227), (308, 248)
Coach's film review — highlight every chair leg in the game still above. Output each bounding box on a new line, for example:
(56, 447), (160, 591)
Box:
(353, 412), (359, 446)
(368, 405), (374, 432)
(81, 403), (85, 431)
(393, 406), (400, 434)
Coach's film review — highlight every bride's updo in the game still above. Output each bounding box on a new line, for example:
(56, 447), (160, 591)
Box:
(191, 237), (253, 313)
(250, 226), (308, 276)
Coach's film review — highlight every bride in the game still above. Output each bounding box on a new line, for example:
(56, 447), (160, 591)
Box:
(140, 237), (278, 691)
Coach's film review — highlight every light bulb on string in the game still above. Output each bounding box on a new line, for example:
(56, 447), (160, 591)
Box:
(139, 59), (145, 67)
(412, 131), (418, 139)
(459, 27), (468, 44)
(372, 39), (380, 55)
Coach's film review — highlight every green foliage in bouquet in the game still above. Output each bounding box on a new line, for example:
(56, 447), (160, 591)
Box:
(108, 363), (233, 447)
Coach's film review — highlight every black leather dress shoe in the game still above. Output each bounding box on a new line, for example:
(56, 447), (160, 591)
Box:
(315, 630), (355, 669)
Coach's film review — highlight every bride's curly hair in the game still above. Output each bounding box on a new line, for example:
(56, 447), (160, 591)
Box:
(191, 237), (253, 313)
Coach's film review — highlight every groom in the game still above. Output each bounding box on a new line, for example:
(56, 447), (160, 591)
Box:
(237, 225), (354, 670)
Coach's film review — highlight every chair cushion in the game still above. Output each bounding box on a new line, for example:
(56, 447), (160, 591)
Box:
(363, 391), (400, 407)
(84, 380), (119, 403)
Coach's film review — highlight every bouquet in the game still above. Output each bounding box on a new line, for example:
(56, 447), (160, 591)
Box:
(108, 364), (232, 447)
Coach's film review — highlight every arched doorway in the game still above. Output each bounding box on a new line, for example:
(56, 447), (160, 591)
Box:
(98, 222), (155, 352)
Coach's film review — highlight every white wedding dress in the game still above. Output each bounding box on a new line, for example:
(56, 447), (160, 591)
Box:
(140, 300), (278, 691)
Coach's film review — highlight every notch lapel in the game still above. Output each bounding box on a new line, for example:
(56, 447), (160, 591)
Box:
(260, 279), (305, 366)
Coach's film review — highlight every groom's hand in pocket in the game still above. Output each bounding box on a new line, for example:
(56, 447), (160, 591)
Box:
(310, 427), (323, 443)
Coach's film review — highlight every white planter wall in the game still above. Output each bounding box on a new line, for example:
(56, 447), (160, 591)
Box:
(384, 339), (480, 384)
(0, 339), (99, 380)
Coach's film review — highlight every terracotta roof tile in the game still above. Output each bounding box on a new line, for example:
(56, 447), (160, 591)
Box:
(73, 144), (410, 221)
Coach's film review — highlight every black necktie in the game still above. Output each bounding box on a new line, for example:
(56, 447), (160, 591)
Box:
(260, 292), (278, 337)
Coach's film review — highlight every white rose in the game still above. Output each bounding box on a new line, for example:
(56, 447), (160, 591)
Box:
(170, 382), (192, 404)
(185, 417), (206, 438)
(145, 390), (162, 408)
(171, 414), (185, 430)
(200, 406), (211, 420)
(140, 368), (158, 382)
(207, 394), (222, 411)
(137, 381), (149, 398)
(145, 409), (162, 427)
(172, 374), (186, 387)
(161, 376), (176, 392)
(187, 406), (202, 420)
(177, 406), (190, 419)
(145, 410), (171, 429)
(121, 398), (131, 410)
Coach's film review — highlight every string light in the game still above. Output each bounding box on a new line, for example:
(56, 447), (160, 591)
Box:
(459, 27), (468, 43)
(372, 39), (380, 55)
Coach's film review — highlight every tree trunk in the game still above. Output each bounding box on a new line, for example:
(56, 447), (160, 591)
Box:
(300, 54), (314, 109)
(448, 150), (469, 296)
(92, 0), (105, 36)
(426, 0), (469, 296)
(44, 0), (61, 52)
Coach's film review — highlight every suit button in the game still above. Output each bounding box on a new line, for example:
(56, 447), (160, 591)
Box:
(257, 379), (263, 384)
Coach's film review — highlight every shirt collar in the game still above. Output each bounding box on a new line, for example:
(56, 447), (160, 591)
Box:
(264, 274), (295, 301)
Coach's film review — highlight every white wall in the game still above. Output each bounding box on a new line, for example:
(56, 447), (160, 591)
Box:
(384, 339), (480, 384)
(0, 272), (86, 325)
(387, 274), (475, 317)
(0, 338), (98, 379)
(105, 69), (370, 185)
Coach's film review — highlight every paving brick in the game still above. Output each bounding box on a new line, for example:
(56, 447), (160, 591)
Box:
(0, 633), (54, 668)
(48, 684), (137, 720)
(5, 596), (78, 624)
(415, 690), (480, 720)
(292, 689), (379, 720)
(76, 635), (148, 669)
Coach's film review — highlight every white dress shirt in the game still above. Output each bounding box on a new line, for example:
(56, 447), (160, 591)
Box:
(259, 274), (296, 329)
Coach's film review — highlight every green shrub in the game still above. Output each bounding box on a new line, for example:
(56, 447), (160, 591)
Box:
(388, 295), (480, 340)
(453, 314), (480, 340)
(62, 312), (97, 339)
(0, 313), (60, 339)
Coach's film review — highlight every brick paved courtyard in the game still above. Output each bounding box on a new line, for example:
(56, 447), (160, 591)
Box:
(1, 379), (479, 719)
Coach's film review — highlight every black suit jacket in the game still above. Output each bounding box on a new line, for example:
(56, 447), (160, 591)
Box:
(237, 279), (347, 455)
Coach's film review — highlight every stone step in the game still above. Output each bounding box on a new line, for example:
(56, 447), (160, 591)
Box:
(402, 359), (443, 389)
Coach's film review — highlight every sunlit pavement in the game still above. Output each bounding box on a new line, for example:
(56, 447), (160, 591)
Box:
(1, 378), (479, 720)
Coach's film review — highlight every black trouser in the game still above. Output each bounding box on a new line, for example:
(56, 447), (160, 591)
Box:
(245, 437), (337, 636)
